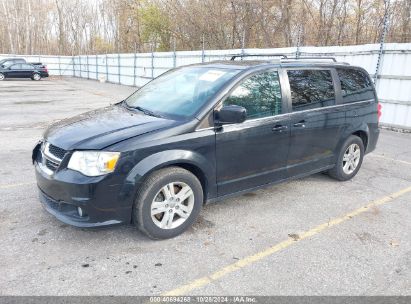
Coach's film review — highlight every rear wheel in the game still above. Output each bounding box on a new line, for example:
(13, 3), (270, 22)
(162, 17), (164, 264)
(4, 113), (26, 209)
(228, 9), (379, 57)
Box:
(32, 73), (41, 81)
(0, 73), (5, 81)
(133, 167), (203, 239)
(328, 135), (364, 181)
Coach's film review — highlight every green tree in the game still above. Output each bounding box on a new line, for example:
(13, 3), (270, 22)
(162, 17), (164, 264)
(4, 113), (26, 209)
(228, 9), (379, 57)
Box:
(140, 2), (171, 51)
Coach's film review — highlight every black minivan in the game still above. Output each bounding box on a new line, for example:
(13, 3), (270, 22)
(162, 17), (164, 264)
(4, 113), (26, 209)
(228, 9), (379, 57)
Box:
(32, 56), (380, 239)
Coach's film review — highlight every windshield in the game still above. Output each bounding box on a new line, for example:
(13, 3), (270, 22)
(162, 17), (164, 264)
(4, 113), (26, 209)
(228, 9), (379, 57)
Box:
(125, 66), (240, 119)
(2, 61), (18, 68)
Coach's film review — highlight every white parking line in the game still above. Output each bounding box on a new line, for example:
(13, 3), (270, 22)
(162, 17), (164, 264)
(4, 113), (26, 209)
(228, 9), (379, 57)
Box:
(368, 153), (411, 166)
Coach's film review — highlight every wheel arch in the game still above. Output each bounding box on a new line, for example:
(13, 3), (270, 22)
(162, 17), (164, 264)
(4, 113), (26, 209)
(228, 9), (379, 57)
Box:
(124, 149), (215, 206)
(352, 130), (368, 151)
(334, 124), (370, 162)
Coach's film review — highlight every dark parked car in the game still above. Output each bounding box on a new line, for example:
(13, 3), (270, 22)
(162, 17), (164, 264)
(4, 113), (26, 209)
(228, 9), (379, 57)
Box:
(0, 62), (49, 81)
(32, 56), (380, 239)
(0, 57), (45, 68)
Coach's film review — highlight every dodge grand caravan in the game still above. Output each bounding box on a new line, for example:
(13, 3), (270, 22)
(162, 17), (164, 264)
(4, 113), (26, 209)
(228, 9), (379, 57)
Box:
(32, 55), (380, 239)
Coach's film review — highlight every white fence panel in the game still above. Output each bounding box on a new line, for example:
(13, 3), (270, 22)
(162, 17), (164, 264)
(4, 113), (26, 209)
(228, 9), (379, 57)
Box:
(1, 43), (411, 129)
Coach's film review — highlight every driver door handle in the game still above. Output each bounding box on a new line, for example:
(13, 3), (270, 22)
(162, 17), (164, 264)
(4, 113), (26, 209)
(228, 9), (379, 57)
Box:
(293, 120), (306, 128)
(272, 125), (288, 132)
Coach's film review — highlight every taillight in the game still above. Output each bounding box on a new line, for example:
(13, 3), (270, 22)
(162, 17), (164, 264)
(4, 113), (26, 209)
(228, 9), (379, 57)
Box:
(377, 102), (382, 121)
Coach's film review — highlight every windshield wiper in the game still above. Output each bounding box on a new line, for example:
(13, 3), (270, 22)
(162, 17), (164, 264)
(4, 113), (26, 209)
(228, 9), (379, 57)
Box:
(133, 106), (163, 118)
(121, 101), (163, 118)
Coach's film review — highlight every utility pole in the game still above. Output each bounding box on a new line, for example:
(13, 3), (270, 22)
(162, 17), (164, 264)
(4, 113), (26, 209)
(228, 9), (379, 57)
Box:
(374, 0), (390, 85)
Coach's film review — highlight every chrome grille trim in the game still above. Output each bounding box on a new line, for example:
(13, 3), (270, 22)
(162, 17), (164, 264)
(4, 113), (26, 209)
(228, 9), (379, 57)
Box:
(38, 141), (65, 175)
(43, 142), (64, 162)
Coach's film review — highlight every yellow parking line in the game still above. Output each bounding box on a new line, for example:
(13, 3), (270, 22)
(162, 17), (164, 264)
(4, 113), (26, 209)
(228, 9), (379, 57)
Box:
(163, 185), (411, 296)
(0, 182), (35, 189)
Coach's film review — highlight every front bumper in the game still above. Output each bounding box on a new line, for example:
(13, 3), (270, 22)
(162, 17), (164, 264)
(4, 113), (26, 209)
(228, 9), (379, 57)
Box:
(38, 189), (121, 227)
(34, 160), (134, 228)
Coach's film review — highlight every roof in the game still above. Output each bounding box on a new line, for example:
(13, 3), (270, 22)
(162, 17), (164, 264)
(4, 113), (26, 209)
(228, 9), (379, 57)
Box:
(193, 60), (271, 69)
(194, 58), (358, 70)
(192, 57), (351, 70)
(0, 58), (24, 62)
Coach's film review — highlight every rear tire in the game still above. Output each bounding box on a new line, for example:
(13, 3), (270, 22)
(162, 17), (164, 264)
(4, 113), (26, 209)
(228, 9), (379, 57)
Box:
(0, 73), (5, 81)
(328, 135), (364, 181)
(32, 73), (41, 81)
(133, 166), (203, 239)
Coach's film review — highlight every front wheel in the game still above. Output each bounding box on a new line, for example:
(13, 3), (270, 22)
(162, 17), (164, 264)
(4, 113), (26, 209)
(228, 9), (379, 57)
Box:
(0, 73), (5, 81)
(328, 135), (364, 181)
(133, 167), (203, 239)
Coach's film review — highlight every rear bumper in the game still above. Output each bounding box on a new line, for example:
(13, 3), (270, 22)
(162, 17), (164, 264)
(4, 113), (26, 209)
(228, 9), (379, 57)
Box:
(366, 126), (380, 154)
(35, 161), (134, 228)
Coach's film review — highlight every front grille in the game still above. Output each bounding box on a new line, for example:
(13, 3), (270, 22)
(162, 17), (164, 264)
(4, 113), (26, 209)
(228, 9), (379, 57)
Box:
(45, 159), (59, 171)
(38, 142), (65, 174)
(48, 144), (66, 160)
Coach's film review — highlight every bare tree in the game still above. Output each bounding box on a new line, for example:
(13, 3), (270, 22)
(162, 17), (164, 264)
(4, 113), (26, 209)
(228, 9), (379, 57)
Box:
(0, 0), (409, 55)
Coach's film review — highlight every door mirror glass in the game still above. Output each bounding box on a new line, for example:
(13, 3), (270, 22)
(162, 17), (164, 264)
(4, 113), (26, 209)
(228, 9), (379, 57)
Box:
(216, 105), (247, 125)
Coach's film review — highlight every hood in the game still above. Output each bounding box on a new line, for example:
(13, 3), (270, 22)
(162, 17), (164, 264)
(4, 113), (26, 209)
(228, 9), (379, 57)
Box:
(44, 105), (178, 150)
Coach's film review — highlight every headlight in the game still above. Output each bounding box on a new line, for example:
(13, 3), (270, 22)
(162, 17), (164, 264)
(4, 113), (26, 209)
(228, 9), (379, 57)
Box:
(68, 151), (120, 176)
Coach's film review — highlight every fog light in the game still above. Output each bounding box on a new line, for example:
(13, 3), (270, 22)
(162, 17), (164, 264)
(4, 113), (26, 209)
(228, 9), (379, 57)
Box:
(77, 207), (87, 217)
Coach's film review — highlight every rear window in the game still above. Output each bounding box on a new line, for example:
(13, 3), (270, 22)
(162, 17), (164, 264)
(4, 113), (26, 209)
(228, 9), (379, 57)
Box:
(287, 69), (335, 112)
(337, 68), (375, 103)
(21, 64), (33, 69)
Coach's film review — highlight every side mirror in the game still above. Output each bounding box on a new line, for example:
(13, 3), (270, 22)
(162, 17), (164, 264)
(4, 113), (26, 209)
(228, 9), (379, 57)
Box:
(215, 105), (247, 125)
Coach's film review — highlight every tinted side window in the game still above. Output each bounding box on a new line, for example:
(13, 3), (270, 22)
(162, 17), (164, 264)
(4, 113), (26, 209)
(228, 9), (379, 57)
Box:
(21, 64), (33, 69)
(337, 68), (374, 103)
(224, 71), (282, 120)
(10, 64), (22, 70)
(287, 70), (335, 112)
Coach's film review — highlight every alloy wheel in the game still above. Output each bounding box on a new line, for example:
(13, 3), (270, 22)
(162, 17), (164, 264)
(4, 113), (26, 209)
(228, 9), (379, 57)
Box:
(342, 143), (361, 174)
(151, 181), (195, 229)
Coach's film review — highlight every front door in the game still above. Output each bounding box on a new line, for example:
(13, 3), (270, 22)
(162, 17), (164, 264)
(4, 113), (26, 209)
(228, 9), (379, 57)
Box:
(7, 64), (22, 78)
(285, 68), (345, 176)
(216, 69), (290, 196)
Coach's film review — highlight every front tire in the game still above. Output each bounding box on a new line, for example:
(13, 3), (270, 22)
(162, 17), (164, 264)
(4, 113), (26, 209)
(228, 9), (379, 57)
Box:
(328, 135), (364, 181)
(133, 167), (203, 239)
(0, 73), (5, 81)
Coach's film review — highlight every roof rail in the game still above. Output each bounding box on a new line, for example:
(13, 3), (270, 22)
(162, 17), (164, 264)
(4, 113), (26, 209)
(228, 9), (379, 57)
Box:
(230, 53), (288, 60)
(285, 56), (337, 62)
